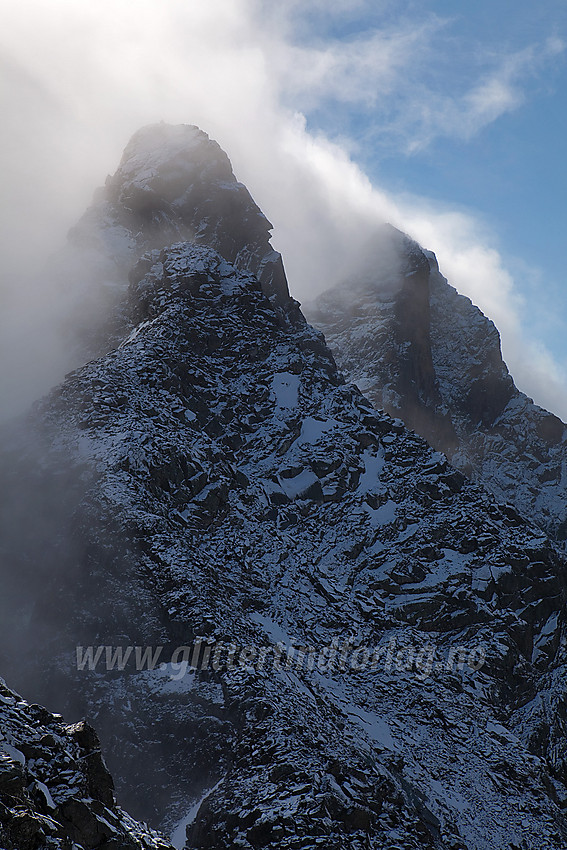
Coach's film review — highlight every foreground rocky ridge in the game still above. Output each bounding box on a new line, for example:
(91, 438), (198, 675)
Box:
(0, 126), (566, 848)
(305, 226), (567, 547)
(0, 679), (172, 850)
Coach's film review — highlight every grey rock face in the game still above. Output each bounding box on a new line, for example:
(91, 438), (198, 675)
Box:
(305, 225), (567, 546)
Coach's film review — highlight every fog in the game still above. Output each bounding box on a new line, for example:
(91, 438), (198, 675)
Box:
(1, 0), (566, 419)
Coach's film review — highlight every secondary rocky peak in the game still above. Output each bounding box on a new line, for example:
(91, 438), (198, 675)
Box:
(382, 224), (430, 278)
(306, 226), (567, 545)
(307, 225), (450, 449)
(334, 225), (429, 296)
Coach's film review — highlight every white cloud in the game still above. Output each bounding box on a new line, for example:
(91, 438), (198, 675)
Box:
(0, 0), (565, 420)
(461, 37), (564, 131)
(271, 24), (434, 110)
(403, 36), (565, 150)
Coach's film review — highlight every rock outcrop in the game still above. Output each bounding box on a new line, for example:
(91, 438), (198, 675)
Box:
(0, 678), (172, 850)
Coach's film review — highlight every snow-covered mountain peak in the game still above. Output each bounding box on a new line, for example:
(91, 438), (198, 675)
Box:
(2, 125), (567, 848)
(107, 123), (250, 220)
(55, 123), (297, 369)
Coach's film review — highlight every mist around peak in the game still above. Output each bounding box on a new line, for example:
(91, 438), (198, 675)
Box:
(1, 0), (565, 423)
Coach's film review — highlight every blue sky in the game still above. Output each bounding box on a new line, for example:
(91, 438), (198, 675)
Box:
(282, 0), (567, 365)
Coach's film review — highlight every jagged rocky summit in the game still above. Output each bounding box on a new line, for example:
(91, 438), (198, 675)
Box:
(52, 122), (301, 360)
(0, 125), (566, 849)
(305, 225), (567, 547)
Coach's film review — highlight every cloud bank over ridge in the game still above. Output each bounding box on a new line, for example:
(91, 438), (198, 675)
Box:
(0, 0), (565, 418)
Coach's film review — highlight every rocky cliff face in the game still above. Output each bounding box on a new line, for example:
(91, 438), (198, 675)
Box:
(305, 225), (567, 547)
(0, 678), (172, 850)
(1, 127), (567, 849)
